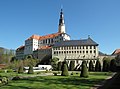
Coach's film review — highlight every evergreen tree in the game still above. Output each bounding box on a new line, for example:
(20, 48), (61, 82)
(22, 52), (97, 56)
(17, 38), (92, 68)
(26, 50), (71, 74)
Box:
(80, 61), (89, 78)
(95, 60), (101, 72)
(18, 65), (23, 74)
(69, 61), (75, 71)
(61, 61), (68, 71)
(57, 61), (62, 71)
(51, 57), (59, 71)
(110, 59), (116, 72)
(28, 65), (34, 74)
(89, 60), (94, 71)
(102, 59), (110, 72)
(61, 64), (69, 76)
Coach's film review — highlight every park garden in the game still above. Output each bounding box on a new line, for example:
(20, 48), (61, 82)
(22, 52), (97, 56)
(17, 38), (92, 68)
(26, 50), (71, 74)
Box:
(0, 55), (117, 89)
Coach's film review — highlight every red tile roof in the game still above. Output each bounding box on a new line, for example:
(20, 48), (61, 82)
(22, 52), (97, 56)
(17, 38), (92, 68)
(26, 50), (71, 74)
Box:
(112, 49), (120, 55)
(38, 46), (51, 50)
(16, 46), (25, 51)
(27, 32), (61, 40)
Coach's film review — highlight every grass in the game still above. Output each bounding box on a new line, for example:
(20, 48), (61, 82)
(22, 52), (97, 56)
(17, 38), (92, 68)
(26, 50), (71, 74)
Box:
(0, 72), (113, 89)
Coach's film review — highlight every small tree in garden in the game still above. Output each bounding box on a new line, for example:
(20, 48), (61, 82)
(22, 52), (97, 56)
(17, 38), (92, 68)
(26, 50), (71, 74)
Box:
(28, 65), (34, 74)
(18, 65), (23, 73)
(80, 61), (89, 78)
(61, 61), (68, 71)
(69, 61), (75, 71)
(51, 57), (59, 71)
(110, 59), (116, 72)
(61, 64), (69, 76)
(95, 60), (101, 72)
(89, 60), (94, 71)
(102, 59), (110, 72)
(57, 61), (62, 71)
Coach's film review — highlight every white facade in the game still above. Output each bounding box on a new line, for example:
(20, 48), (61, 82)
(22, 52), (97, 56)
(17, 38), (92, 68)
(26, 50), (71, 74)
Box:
(24, 38), (39, 55)
(52, 45), (98, 61)
(52, 38), (99, 66)
(16, 9), (70, 59)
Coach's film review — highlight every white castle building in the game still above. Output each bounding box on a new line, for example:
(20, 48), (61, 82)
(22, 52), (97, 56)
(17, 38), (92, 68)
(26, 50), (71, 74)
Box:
(16, 9), (99, 66)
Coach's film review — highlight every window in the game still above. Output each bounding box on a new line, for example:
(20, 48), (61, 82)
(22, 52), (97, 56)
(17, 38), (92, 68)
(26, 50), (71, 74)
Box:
(64, 51), (66, 54)
(90, 51), (92, 53)
(61, 47), (63, 50)
(86, 51), (88, 53)
(90, 46), (92, 49)
(86, 46), (88, 49)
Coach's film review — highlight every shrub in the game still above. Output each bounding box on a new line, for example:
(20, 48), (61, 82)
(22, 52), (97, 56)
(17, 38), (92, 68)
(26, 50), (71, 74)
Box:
(7, 69), (13, 73)
(80, 61), (89, 78)
(61, 61), (68, 71)
(89, 60), (94, 71)
(53, 72), (57, 76)
(0, 70), (6, 73)
(57, 61), (62, 71)
(12, 76), (21, 80)
(110, 59), (116, 72)
(102, 59), (110, 72)
(18, 65), (23, 74)
(1, 77), (9, 84)
(71, 72), (74, 75)
(28, 65), (34, 74)
(69, 61), (75, 71)
(95, 60), (101, 72)
(61, 64), (69, 76)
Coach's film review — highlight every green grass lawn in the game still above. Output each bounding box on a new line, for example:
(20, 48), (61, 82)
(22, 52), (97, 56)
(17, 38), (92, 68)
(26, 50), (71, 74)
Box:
(0, 72), (113, 89)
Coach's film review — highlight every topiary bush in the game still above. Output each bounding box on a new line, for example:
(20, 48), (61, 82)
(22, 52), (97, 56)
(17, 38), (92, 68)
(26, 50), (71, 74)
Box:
(28, 65), (34, 74)
(18, 65), (23, 74)
(53, 72), (57, 76)
(12, 76), (21, 80)
(89, 60), (94, 71)
(102, 59), (110, 72)
(69, 61), (75, 71)
(57, 61), (62, 71)
(110, 59), (116, 72)
(61, 64), (69, 76)
(95, 60), (101, 72)
(80, 61), (89, 78)
(1, 77), (9, 84)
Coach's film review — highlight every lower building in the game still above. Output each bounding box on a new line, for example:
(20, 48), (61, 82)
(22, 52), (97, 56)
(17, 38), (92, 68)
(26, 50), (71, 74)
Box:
(52, 37), (99, 66)
(16, 46), (25, 59)
(33, 46), (52, 60)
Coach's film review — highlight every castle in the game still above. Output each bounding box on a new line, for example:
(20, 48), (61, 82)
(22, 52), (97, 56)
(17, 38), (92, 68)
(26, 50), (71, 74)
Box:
(16, 9), (99, 66)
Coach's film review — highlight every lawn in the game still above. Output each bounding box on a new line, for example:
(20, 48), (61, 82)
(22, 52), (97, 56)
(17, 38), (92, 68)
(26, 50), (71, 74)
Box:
(0, 72), (113, 89)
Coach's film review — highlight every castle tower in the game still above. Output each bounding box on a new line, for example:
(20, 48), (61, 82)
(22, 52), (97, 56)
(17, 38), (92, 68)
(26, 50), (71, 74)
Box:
(58, 9), (66, 33)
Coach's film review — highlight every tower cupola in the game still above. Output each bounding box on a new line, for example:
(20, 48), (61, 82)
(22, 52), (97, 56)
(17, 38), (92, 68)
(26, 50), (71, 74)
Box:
(58, 9), (66, 33)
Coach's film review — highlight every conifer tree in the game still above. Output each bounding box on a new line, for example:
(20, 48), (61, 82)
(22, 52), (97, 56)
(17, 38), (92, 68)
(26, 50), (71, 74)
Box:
(80, 61), (89, 78)
(69, 61), (75, 71)
(110, 59), (116, 72)
(89, 60), (94, 71)
(61, 64), (69, 76)
(102, 60), (110, 72)
(57, 61), (62, 71)
(18, 65), (23, 74)
(61, 61), (68, 71)
(95, 60), (101, 72)
(28, 65), (34, 74)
